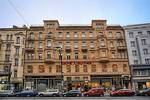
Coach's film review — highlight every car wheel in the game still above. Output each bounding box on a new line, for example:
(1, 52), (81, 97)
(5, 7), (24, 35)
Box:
(27, 94), (30, 97)
(52, 94), (56, 97)
(77, 94), (80, 97)
(85, 94), (89, 97)
(39, 94), (44, 97)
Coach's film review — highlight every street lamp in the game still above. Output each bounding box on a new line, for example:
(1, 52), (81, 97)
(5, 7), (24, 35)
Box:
(55, 46), (64, 91)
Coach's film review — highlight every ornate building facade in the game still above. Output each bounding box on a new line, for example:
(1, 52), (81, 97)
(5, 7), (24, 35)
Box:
(0, 27), (26, 90)
(24, 20), (131, 91)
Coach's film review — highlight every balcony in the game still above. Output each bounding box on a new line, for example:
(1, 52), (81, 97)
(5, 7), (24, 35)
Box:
(81, 46), (88, 52)
(25, 47), (35, 52)
(45, 58), (54, 63)
(27, 36), (34, 41)
(65, 46), (71, 52)
(0, 70), (10, 76)
(117, 46), (127, 50)
(99, 57), (109, 62)
(45, 35), (54, 39)
(10, 77), (22, 83)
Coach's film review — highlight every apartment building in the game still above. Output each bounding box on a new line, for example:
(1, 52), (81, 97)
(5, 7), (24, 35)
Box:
(0, 27), (26, 90)
(24, 20), (130, 91)
(124, 24), (150, 90)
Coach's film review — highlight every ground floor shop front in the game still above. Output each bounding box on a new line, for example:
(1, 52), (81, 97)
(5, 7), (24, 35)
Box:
(24, 75), (131, 91)
(133, 77), (150, 90)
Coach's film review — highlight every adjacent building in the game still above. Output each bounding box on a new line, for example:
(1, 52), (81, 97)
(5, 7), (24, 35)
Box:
(24, 20), (131, 91)
(124, 24), (150, 90)
(0, 27), (26, 91)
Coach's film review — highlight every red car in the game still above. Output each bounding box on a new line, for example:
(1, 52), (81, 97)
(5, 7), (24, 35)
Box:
(84, 88), (104, 97)
(110, 89), (135, 96)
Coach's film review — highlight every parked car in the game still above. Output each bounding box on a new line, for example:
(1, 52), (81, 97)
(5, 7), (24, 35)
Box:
(63, 90), (82, 97)
(15, 90), (38, 97)
(38, 89), (60, 97)
(110, 89), (135, 96)
(0, 90), (15, 97)
(136, 88), (150, 96)
(84, 88), (104, 97)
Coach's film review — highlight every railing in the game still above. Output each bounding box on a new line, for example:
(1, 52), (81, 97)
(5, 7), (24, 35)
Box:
(25, 47), (35, 51)
(99, 57), (109, 62)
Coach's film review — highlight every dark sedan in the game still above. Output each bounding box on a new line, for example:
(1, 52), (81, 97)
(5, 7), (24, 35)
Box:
(63, 90), (82, 97)
(136, 88), (150, 96)
(15, 90), (38, 97)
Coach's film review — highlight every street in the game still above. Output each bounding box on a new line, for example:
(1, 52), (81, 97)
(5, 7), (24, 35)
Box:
(0, 96), (150, 100)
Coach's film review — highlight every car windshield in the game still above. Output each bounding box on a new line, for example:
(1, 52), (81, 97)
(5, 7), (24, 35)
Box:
(47, 89), (58, 92)
(69, 90), (80, 93)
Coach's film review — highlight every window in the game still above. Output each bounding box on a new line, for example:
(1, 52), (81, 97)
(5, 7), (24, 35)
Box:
(89, 32), (93, 37)
(67, 77), (72, 81)
(38, 53), (42, 59)
(102, 64), (107, 72)
(58, 32), (62, 37)
(138, 32), (142, 35)
(38, 32), (42, 40)
(129, 32), (133, 38)
(66, 53), (71, 60)
(111, 52), (115, 58)
(143, 49), (148, 55)
(15, 58), (19, 66)
(83, 53), (87, 59)
(6, 35), (9, 40)
(56, 65), (61, 73)
(112, 64), (118, 72)
(5, 55), (10, 61)
(75, 65), (79, 72)
(83, 65), (88, 72)
(75, 52), (78, 59)
(27, 65), (33, 73)
(66, 42), (70, 47)
(66, 65), (71, 73)
(47, 51), (51, 59)
(82, 32), (86, 38)
(147, 31), (150, 36)
(132, 50), (137, 56)
(75, 77), (80, 81)
(74, 42), (78, 48)
(49, 66), (52, 72)
(15, 47), (20, 55)
(101, 51), (106, 57)
(100, 39), (105, 47)
(66, 32), (70, 38)
(6, 44), (11, 50)
(108, 32), (112, 37)
(38, 42), (42, 48)
(91, 65), (96, 72)
(131, 41), (135, 47)
(96, 24), (103, 29)
(47, 40), (51, 47)
(58, 42), (62, 48)
(82, 41), (86, 47)
(123, 64), (127, 72)
(39, 65), (45, 73)
(145, 59), (150, 64)
(134, 60), (138, 64)
(141, 39), (147, 45)
(10, 35), (12, 40)
(109, 41), (114, 47)
(74, 32), (78, 38)
(116, 32), (121, 38)
(16, 37), (20, 44)
(90, 41), (94, 48)
(31, 53), (34, 59)
(14, 70), (17, 77)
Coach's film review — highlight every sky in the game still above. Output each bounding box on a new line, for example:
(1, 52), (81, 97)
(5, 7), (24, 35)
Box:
(0, 0), (150, 27)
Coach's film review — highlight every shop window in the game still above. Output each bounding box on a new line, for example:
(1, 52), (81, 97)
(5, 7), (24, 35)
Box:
(67, 77), (72, 81)
(39, 65), (45, 73)
(75, 77), (80, 81)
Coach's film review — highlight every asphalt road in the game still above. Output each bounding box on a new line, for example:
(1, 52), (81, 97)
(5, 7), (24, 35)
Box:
(0, 96), (150, 100)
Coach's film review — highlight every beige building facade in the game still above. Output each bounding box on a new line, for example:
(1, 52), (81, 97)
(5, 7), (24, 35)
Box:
(24, 20), (131, 91)
(0, 27), (26, 90)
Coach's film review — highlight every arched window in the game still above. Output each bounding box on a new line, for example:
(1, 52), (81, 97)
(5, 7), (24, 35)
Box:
(16, 37), (20, 44)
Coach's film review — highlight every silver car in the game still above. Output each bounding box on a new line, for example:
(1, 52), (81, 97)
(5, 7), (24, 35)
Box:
(38, 89), (60, 97)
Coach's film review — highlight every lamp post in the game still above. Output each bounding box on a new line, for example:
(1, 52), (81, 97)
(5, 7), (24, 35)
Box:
(55, 46), (64, 90)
